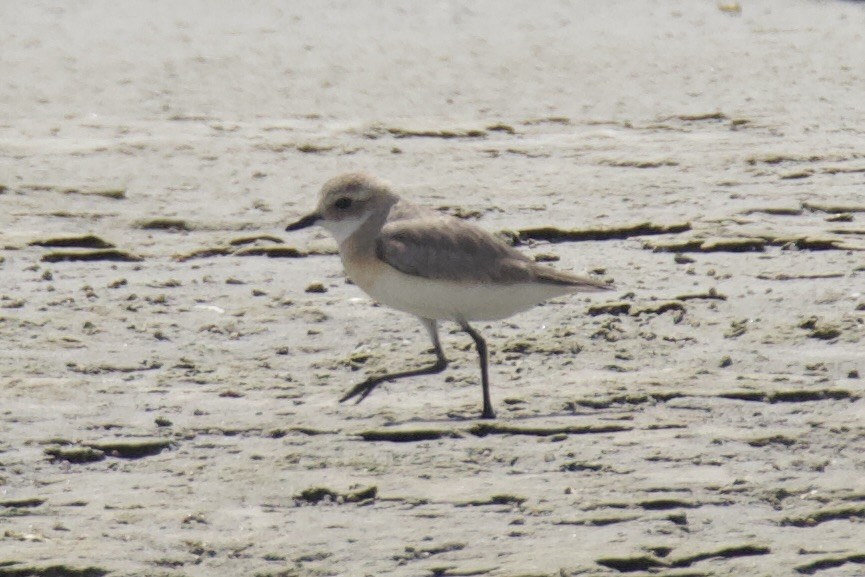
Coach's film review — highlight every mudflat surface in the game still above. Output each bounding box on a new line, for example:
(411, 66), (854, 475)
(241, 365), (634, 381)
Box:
(2, 1), (865, 576)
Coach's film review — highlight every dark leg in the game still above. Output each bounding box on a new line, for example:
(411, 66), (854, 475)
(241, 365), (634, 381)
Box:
(459, 321), (495, 419)
(339, 318), (447, 404)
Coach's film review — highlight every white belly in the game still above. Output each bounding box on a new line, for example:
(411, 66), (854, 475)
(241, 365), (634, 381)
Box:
(361, 264), (573, 322)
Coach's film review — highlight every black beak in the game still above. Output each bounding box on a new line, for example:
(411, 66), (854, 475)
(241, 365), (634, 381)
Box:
(285, 213), (320, 232)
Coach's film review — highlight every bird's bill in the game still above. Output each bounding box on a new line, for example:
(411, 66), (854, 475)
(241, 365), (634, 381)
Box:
(285, 213), (321, 232)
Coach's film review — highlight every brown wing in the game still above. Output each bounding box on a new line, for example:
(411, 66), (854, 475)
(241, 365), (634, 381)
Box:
(376, 216), (533, 284)
(376, 214), (612, 291)
(530, 263), (612, 292)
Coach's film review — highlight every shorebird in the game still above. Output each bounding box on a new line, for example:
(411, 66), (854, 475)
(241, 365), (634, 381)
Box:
(286, 173), (612, 418)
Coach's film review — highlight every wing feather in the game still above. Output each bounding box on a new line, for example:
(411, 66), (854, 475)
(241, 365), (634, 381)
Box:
(376, 214), (611, 292)
(376, 216), (533, 283)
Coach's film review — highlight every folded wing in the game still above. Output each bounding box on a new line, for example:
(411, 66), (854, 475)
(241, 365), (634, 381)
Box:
(376, 215), (610, 292)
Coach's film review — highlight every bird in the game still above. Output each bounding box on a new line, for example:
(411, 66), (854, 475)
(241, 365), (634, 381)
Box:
(285, 172), (612, 419)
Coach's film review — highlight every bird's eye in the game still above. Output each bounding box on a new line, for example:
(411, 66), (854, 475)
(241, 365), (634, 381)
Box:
(334, 197), (352, 210)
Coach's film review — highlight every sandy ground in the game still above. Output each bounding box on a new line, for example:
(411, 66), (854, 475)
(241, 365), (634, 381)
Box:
(2, 1), (865, 576)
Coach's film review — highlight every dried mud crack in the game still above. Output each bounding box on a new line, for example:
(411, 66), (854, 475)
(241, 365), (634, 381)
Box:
(294, 485), (378, 505)
(519, 221), (691, 243)
(357, 429), (462, 442)
(0, 566), (109, 577)
(40, 249), (143, 263)
(468, 423), (631, 437)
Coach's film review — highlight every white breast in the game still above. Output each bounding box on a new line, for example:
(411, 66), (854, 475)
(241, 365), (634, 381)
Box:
(362, 263), (574, 322)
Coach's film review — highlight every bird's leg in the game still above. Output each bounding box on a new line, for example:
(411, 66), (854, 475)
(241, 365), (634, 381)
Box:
(459, 321), (495, 419)
(339, 318), (448, 404)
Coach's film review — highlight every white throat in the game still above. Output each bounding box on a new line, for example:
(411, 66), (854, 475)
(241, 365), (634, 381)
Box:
(320, 215), (370, 245)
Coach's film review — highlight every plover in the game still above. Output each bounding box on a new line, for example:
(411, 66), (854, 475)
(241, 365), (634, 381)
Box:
(286, 172), (612, 419)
